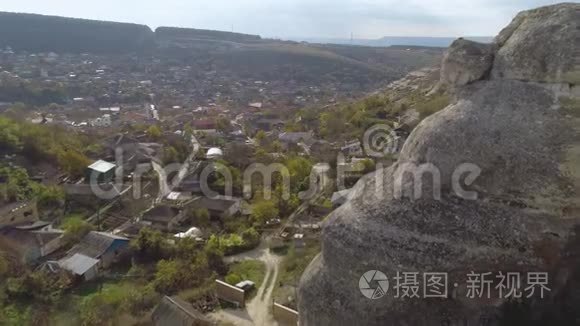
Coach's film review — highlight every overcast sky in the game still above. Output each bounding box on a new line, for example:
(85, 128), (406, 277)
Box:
(0, 0), (574, 39)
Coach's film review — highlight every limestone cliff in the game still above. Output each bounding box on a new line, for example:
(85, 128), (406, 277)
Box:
(298, 3), (580, 326)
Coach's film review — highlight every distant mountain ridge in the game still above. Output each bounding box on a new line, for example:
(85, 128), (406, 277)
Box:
(0, 11), (491, 54)
(288, 36), (494, 48)
(0, 11), (154, 53)
(0, 11), (267, 53)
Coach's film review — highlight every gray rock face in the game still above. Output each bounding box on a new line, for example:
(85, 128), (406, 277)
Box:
(491, 3), (580, 83)
(298, 3), (580, 326)
(440, 39), (494, 87)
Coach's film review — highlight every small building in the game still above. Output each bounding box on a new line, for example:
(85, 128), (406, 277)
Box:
(90, 114), (112, 127)
(176, 174), (202, 194)
(86, 160), (116, 184)
(341, 140), (364, 157)
(206, 147), (223, 160)
(152, 296), (213, 326)
(248, 102), (263, 109)
(64, 183), (125, 202)
(254, 118), (284, 131)
(141, 205), (185, 232)
(59, 253), (99, 281)
(0, 227), (64, 265)
(63, 231), (130, 270)
(278, 131), (314, 146)
(190, 196), (241, 220)
(192, 119), (217, 130)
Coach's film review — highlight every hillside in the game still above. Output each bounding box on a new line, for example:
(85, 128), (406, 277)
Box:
(0, 12), (154, 53)
(0, 11), (442, 90)
(155, 26), (262, 43)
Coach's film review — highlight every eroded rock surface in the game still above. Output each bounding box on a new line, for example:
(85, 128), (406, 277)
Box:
(299, 3), (580, 326)
(440, 38), (494, 87)
(492, 3), (580, 83)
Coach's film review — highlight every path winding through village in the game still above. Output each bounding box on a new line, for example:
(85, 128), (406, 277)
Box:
(151, 135), (201, 202)
(210, 242), (282, 326)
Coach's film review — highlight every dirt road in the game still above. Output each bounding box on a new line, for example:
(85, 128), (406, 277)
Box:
(211, 243), (281, 326)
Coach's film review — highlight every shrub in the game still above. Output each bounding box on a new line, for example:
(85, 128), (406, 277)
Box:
(61, 215), (93, 244)
(225, 273), (242, 285)
(415, 94), (450, 119)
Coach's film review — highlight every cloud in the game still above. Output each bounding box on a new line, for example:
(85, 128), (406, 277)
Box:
(0, 0), (573, 38)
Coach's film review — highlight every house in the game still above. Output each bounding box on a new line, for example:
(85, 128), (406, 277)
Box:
(90, 114), (112, 127)
(254, 118), (284, 131)
(63, 183), (126, 202)
(278, 131), (314, 146)
(309, 140), (336, 162)
(152, 296), (213, 326)
(176, 174), (202, 194)
(0, 200), (38, 227)
(192, 119), (217, 130)
(341, 140), (364, 157)
(58, 253), (100, 281)
(248, 102), (263, 109)
(141, 205), (185, 232)
(190, 196), (241, 219)
(86, 160), (116, 184)
(63, 231), (130, 270)
(0, 227), (64, 264)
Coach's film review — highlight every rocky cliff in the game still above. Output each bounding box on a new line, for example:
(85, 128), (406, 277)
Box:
(298, 3), (580, 325)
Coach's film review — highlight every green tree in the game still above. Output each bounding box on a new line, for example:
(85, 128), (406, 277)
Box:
(175, 237), (200, 261)
(153, 260), (190, 293)
(241, 227), (260, 247)
(319, 111), (344, 138)
(0, 117), (22, 151)
(251, 200), (279, 224)
(79, 284), (130, 326)
(286, 156), (313, 192)
(1, 305), (31, 326)
(191, 208), (210, 227)
(147, 125), (162, 140)
(57, 149), (91, 177)
(131, 228), (170, 261)
(0, 253), (8, 278)
(34, 184), (65, 209)
(216, 116), (231, 132)
(61, 215), (93, 244)
(255, 130), (266, 145)
(163, 146), (179, 164)
(204, 242), (227, 275)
